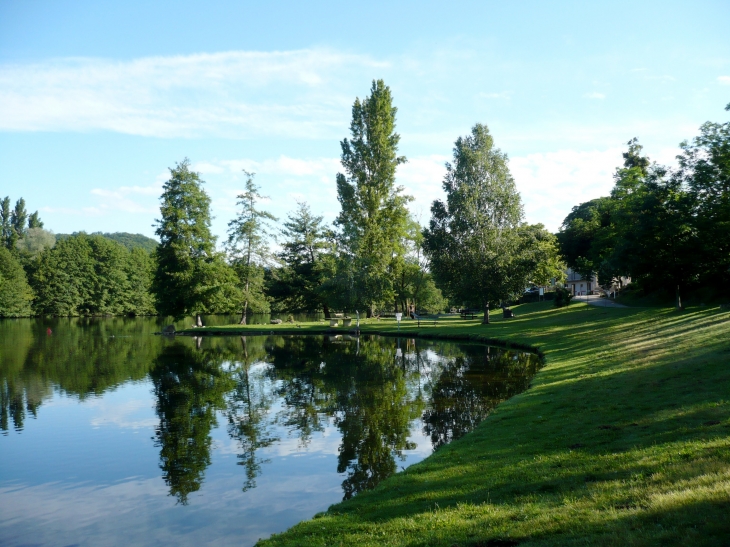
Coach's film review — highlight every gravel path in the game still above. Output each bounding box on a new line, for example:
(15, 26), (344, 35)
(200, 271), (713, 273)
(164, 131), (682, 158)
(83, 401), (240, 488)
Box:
(575, 295), (629, 308)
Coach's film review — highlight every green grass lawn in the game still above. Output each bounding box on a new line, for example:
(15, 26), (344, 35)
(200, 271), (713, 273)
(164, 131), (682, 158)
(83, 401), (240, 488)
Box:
(191, 302), (730, 546)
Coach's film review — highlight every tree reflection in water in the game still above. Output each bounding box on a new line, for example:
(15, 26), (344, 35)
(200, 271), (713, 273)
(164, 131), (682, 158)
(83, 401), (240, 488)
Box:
(225, 336), (279, 492)
(423, 344), (540, 449)
(150, 339), (234, 505)
(0, 319), (540, 502)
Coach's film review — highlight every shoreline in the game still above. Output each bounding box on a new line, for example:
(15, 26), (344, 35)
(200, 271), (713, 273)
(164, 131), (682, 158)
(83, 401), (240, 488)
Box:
(250, 300), (730, 546)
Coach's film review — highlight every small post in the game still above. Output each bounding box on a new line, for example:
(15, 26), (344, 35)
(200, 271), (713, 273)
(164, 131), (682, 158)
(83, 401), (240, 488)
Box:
(395, 312), (402, 331)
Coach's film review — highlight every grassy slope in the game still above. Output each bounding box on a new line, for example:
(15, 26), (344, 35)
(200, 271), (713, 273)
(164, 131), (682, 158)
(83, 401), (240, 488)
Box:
(199, 302), (730, 546)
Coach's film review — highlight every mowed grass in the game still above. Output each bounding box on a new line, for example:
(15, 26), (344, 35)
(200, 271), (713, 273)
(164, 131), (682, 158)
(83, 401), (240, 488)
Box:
(194, 302), (730, 546)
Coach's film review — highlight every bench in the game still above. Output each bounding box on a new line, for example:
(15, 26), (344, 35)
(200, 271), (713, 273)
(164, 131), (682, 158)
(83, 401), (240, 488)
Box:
(460, 309), (481, 320)
(412, 313), (438, 327)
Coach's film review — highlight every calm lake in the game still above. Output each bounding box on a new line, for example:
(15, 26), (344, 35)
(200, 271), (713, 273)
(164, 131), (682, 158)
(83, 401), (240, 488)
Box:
(0, 316), (540, 547)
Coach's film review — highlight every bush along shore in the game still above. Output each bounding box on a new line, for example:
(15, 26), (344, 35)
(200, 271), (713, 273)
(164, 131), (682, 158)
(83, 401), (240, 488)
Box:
(183, 300), (730, 546)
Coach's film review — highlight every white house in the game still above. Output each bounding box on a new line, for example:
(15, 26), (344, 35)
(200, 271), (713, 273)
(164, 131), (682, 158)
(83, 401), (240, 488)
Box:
(565, 267), (631, 296)
(566, 268), (598, 296)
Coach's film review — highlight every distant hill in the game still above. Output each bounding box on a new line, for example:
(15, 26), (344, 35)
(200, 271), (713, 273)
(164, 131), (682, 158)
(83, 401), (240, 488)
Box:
(55, 232), (158, 253)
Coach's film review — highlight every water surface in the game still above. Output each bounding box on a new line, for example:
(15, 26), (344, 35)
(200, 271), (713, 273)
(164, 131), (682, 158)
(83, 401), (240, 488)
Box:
(0, 317), (539, 546)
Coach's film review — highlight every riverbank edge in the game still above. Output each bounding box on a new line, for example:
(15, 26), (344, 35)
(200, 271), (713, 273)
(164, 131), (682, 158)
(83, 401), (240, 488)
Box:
(176, 325), (545, 361)
(193, 302), (730, 546)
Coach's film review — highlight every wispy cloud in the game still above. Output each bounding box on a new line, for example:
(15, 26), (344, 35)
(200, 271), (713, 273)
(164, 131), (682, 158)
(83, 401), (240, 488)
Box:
(0, 50), (387, 138)
(478, 91), (511, 99)
(584, 92), (606, 99)
(718, 76), (730, 85)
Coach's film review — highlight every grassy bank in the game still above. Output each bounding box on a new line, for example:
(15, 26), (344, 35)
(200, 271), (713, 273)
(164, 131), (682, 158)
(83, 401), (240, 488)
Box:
(195, 302), (730, 546)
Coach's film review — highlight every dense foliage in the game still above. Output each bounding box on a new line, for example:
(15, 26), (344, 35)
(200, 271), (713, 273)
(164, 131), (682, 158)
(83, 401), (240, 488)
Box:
(333, 79), (412, 316)
(3, 93), (726, 319)
(423, 124), (563, 323)
(0, 247), (33, 317)
(152, 159), (240, 324)
(57, 231), (159, 253)
(558, 104), (730, 305)
(30, 233), (156, 316)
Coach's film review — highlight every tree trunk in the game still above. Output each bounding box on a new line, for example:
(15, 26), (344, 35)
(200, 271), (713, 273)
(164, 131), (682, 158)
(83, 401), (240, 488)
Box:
(323, 303), (331, 319)
(239, 300), (248, 325)
(366, 307), (373, 318)
(482, 301), (490, 324)
(196, 314), (203, 327)
(676, 284), (683, 310)
(240, 336), (248, 359)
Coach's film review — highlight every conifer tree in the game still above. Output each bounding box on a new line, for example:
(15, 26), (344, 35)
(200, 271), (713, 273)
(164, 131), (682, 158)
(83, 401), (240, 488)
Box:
(226, 171), (277, 324)
(153, 159), (238, 326)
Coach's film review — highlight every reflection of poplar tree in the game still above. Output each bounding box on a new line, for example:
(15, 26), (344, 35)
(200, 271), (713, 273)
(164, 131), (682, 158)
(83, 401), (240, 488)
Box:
(225, 336), (278, 492)
(151, 342), (233, 504)
(423, 346), (539, 449)
(326, 339), (423, 500)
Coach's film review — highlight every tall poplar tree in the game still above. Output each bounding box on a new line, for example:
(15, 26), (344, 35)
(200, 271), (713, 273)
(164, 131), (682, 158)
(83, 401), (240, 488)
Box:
(10, 198), (28, 241)
(1, 197), (12, 249)
(334, 79), (411, 316)
(153, 159), (238, 326)
(226, 171), (277, 324)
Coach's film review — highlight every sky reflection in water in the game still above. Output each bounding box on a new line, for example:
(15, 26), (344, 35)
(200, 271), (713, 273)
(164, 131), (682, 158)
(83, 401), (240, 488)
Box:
(0, 317), (540, 546)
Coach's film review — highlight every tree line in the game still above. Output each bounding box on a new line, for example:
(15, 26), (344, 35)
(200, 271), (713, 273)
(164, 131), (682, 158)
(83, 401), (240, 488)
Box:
(5, 80), (721, 321)
(0, 80), (579, 322)
(151, 80), (563, 326)
(558, 103), (730, 307)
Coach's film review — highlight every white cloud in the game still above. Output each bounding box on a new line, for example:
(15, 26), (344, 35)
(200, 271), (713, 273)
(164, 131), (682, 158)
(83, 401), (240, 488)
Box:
(0, 50), (386, 138)
(718, 76), (730, 85)
(89, 183), (161, 214)
(511, 148), (622, 231)
(397, 155), (449, 221)
(584, 92), (606, 99)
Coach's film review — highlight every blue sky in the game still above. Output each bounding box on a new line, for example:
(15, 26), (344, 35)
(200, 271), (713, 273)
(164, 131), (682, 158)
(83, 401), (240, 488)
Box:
(1, 0), (729, 241)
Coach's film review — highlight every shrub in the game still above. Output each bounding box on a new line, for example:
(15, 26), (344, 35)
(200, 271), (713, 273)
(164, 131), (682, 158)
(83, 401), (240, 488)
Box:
(554, 287), (573, 308)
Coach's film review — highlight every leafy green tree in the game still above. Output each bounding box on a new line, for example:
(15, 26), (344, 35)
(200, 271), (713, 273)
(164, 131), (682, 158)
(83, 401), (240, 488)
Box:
(30, 233), (156, 316)
(611, 158), (696, 308)
(676, 103), (730, 294)
(270, 201), (333, 316)
(557, 196), (616, 282)
(153, 159), (239, 326)
(15, 227), (56, 259)
(125, 247), (157, 315)
(30, 234), (96, 315)
(226, 171), (277, 324)
(335, 79), (412, 316)
(393, 219), (447, 314)
(424, 124), (554, 323)
(0, 247), (33, 317)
